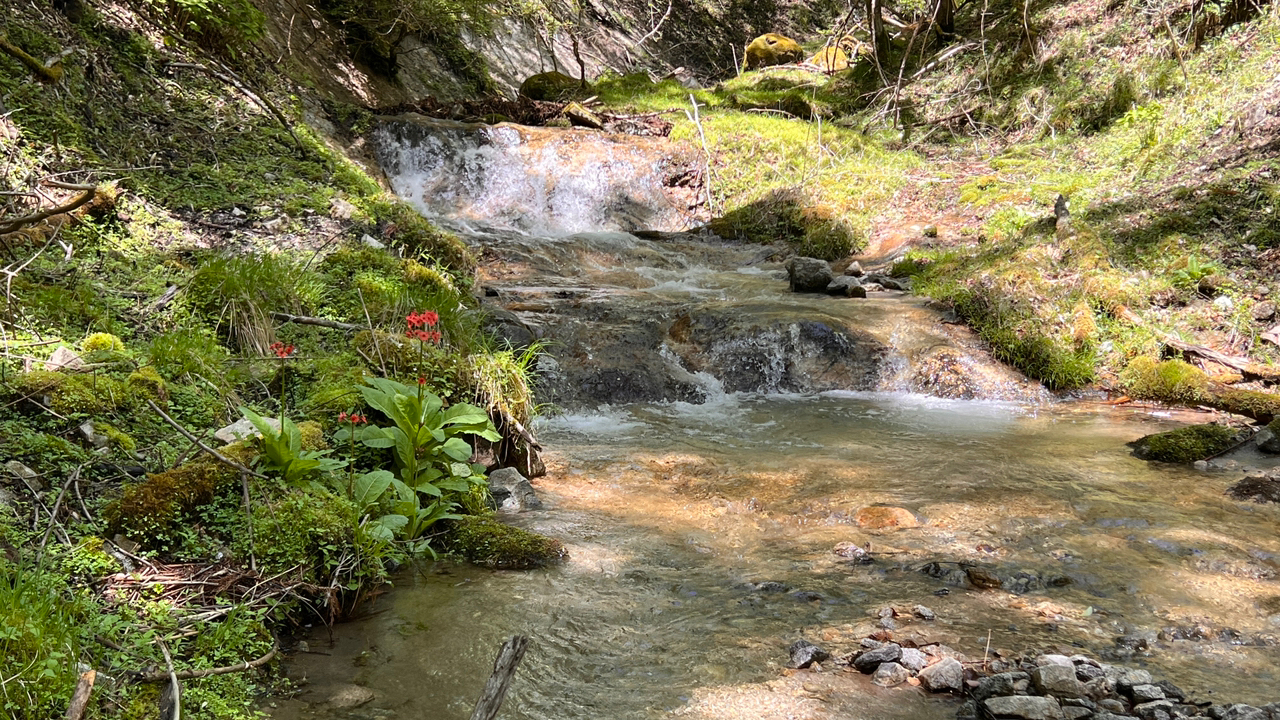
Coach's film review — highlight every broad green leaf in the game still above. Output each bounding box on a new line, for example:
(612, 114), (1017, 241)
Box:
(358, 425), (396, 448)
(353, 470), (394, 510)
(437, 477), (470, 493)
(449, 461), (473, 477)
(441, 437), (473, 461)
(442, 404), (490, 426)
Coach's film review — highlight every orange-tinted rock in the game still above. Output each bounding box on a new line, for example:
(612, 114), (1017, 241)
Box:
(855, 506), (919, 530)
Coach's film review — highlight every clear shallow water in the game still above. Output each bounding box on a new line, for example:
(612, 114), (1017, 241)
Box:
(274, 120), (1280, 720)
(271, 395), (1280, 720)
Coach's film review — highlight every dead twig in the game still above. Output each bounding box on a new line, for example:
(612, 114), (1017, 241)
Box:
(145, 400), (266, 479)
(0, 182), (95, 234)
(65, 669), (96, 720)
(270, 312), (362, 332)
(158, 641), (181, 720)
(136, 646), (278, 682)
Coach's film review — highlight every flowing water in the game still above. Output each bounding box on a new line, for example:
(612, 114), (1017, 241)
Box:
(269, 118), (1280, 720)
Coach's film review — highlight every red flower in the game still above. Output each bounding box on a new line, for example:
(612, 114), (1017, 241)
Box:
(422, 310), (439, 327)
(429, 330), (442, 344)
(417, 376), (426, 386)
(353, 414), (367, 424)
(269, 341), (295, 359)
(338, 411), (348, 422)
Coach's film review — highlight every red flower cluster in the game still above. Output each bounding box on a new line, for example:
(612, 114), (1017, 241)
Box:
(406, 311), (439, 328)
(269, 341), (296, 358)
(338, 411), (368, 424)
(406, 328), (443, 343)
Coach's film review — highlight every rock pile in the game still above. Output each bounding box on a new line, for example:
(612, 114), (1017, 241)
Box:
(785, 626), (1280, 720)
(785, 256), (912, 297)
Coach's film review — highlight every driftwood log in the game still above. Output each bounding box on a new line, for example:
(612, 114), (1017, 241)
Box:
(470, 635), (530, 720)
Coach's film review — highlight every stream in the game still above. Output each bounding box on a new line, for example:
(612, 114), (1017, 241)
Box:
(268, 117), (1280, 720)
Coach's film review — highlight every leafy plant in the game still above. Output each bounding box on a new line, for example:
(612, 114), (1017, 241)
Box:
(338, 377), (500, 551)
(1171, 254), (1220, 290)
(240, 408), (344, 489)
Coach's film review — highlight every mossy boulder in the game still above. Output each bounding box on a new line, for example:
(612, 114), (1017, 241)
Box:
(810, 46), (850, 72)
(445, 515), (565, 569)
(9, 369), (130, 415)
(519, 71), (586, 101)
(1130, 423), (1245, 463)
(744, 33), (804, 70)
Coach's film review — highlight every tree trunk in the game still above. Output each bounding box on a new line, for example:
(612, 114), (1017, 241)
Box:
(936, 0), (955, 35)
(866, 0), (889, 63)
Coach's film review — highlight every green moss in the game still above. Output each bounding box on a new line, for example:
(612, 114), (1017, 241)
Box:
(518, 71), (587, 101)
(361, 198), (474, 274)
(8, 369), (131, 415)
(1130, 423), (1242, 463)
(127, 366), (168, 403)
(105, 455), (240, 548)
(98, 422), (137, 453)
(445, 515), (565, 569)
(1121, 357), (1209, 404)
(82, 332), (125, 353)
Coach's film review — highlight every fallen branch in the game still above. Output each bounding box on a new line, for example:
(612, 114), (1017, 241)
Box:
(912, 42), (978, 79)
(65, 670), (96, 720)
(136, 646), (278, 682)
(145, 399), (266, 479)
(470, 636), (530, 720)
(158, 641), (181, 720)
(169, 62), (303, 152)
(270, 312), (362, 332)
(0, 35), (63, 84)
(0, 182), (96, 234)
(1164, 337), (1280, 383)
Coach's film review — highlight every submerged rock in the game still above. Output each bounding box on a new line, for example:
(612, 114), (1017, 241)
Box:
(444, 516), (565, 569)
(854, 506), (918, 530)
(786, 257), (834, 292)
(327, 684), (375, 709)
(826, 276), (867, 298)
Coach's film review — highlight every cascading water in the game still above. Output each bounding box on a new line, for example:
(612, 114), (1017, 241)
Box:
(269, 118), (1280, 720)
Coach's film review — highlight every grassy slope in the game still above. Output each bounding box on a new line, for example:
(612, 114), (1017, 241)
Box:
(0, 5), (543, 719)
(592, 1), (1280, 400)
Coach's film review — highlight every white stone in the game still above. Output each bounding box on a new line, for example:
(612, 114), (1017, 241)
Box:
(214, 417), (280, 444)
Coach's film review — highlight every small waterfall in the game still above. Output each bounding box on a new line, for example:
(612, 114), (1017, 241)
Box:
(372, 115), (702, 235)
(372, 117), (1044, 407)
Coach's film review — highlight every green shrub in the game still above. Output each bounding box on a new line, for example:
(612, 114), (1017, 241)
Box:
(186, 254), (327, 354)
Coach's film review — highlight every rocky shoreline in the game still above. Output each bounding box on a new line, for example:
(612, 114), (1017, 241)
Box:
(785, 623), (1279, 720)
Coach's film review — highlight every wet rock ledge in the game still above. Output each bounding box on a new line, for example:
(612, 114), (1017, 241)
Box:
(787, 628), (1279, 720)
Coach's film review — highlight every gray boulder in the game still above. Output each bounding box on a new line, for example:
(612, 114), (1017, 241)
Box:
(787, 257), (834, 293)
(826, 276), (867, 298)
(214, 417), (280, 444)
(973, 672), (1031, 702)
(899, 647), (927, 674)
(1217, 705), (1268, 720)
(1130, 684), (1165, 703)
(853, 643), (901, 673)
(873, 661), (910, 687)
(1032, 664), (1086, 698)
(1256, 427), (1280, 454)
(984, 695), (1064, 720)
(788, 639), (830, 669)
(1133, 699), (1175, 720)
(844, 260), (864, 277)
(917, 657), (964, 692)
(488, 467), (542, 512)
